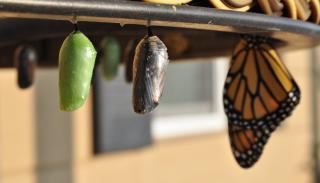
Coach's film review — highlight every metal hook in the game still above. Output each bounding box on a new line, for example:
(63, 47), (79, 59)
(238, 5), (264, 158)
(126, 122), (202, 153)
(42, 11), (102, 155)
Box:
(71, 15), (79, 31)
(147, 20), (153, 36)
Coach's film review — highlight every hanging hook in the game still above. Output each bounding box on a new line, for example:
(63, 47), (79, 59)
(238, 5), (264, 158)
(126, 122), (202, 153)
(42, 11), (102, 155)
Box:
(147, 20), (153, 36)
(71, 15), (79, 31)
(73, 23), (79, 31)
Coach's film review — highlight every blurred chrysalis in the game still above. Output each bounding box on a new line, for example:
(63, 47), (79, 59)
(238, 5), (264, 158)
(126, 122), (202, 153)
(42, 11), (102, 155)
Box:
(99, 36), (121, 80)
(162, 33), (189, 58)
(124, 38), (140, 83)
(132, 28), (169, 114)
(14, 45), (37, 89)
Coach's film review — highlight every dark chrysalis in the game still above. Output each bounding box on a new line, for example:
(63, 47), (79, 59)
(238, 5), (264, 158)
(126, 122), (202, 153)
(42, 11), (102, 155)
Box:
(14, 45), (37, 89)
(124, 38), (140, 83)
(132, 28), (169, 114)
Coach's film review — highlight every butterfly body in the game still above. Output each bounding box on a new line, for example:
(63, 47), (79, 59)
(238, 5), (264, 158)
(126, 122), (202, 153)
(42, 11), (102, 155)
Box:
(224, 35), (300, 168)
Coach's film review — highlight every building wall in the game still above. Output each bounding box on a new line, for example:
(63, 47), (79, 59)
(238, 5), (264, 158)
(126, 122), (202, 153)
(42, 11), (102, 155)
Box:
(0, 49), (315, 183)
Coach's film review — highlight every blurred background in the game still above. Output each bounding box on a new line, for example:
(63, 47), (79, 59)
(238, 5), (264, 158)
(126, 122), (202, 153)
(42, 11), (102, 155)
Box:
(0, 46), (318, 183)
(0, 1), (319, 182)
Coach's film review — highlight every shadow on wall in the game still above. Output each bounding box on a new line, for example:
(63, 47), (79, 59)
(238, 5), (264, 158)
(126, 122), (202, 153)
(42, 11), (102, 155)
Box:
(35, 69), (73, 183)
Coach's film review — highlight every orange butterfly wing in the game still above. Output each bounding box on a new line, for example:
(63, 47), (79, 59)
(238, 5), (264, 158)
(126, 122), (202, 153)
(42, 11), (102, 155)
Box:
(224, 36), (301, 168)
(228, 123), (273, 168)
(223, 36), (300, 129)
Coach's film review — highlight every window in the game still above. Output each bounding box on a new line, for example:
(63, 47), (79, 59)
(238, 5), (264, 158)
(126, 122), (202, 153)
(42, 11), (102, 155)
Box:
(152, 58), (229, 139)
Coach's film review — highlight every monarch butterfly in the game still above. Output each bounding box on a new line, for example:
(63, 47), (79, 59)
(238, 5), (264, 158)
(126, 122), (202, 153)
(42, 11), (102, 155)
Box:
(223, 35), (300, 168)
(59, 28), (97, 111)
(14, 45), (37, 89)
(132, 28), (169, 114)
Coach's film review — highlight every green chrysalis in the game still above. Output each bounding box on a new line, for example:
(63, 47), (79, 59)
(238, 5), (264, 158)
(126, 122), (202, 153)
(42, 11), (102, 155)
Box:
(59, 30), (97, 111)
(99, 37), (121, 80)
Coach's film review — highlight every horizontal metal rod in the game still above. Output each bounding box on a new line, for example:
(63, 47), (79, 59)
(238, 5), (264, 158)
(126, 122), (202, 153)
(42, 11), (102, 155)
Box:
(0, 0), (319, 50)
(0, 0), (318, 33)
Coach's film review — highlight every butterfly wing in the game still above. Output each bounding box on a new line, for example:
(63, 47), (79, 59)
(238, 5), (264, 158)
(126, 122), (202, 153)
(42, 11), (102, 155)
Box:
(223, 36), (300, 129)
(228, 123), (275, 168)
(224, 36), (301, 168)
